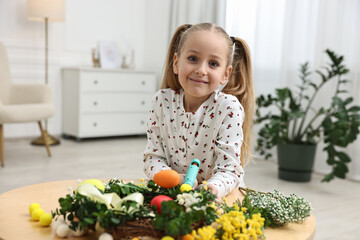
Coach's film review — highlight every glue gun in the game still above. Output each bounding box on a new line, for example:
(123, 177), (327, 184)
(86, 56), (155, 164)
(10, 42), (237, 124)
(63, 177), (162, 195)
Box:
(180, 158), (200, 192)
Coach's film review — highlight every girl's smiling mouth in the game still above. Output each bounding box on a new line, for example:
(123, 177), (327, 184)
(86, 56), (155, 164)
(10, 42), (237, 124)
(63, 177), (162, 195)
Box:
(189, 77), (208, 84)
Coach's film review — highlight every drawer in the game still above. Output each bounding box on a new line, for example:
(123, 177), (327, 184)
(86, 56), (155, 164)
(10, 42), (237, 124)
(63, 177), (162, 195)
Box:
(80, 71), (156, 92)
(81, 93), (152, 113)
(80, 113), (147, 136)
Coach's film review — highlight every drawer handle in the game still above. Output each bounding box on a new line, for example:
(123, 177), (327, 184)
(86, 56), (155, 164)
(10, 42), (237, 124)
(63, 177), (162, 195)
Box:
(93, 122), (97, 127)
(141, 100), (145, 105)
(94, 80), (98, 84)
(93, 101), (98, 106)
(141, 81), (146, 85)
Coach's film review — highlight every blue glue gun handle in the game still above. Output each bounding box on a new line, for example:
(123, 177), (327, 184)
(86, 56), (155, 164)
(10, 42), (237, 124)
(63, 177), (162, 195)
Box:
(184, 164), (200, 187)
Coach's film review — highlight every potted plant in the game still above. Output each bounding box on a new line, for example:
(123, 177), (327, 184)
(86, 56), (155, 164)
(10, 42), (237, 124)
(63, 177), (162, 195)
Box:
(255, 49), (360, 182)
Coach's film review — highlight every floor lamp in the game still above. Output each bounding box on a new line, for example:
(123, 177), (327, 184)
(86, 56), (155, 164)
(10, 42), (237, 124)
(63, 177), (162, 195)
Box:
(27, 0), (64, 146)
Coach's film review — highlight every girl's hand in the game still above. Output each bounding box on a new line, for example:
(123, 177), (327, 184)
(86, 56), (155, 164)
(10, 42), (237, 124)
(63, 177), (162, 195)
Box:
(206, 184), (222, 203)
(179, 174), (198, 189)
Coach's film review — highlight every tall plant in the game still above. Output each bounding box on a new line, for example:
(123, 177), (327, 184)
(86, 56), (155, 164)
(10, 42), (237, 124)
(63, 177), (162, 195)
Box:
(255, 49), (360, 182)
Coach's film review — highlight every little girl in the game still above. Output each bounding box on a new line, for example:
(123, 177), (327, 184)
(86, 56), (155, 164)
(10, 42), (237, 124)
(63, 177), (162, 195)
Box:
(143, 23), (255, 201)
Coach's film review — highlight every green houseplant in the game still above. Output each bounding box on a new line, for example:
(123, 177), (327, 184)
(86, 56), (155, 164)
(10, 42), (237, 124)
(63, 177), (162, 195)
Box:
(255, 49), (360, 182)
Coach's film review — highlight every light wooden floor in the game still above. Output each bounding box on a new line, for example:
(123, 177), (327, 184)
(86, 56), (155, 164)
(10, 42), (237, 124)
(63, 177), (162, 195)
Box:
(1, 136), (359, 239)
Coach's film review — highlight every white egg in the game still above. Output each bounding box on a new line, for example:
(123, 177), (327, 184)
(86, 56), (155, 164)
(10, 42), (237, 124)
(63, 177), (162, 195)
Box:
(51, 219), (66, 232)
(56, 224), (70, 238)
(98, 232), (114, 240)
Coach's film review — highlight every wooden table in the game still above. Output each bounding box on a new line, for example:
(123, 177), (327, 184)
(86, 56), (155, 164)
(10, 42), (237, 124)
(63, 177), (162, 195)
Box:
(0, 180), (316, 240)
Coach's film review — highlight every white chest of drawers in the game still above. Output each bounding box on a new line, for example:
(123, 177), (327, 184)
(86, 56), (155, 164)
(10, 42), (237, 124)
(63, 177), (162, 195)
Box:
(62, 68), (157, 140)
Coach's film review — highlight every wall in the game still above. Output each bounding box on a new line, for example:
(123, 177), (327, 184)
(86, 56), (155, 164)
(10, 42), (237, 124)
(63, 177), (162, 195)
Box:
(0, 0), (171, 138)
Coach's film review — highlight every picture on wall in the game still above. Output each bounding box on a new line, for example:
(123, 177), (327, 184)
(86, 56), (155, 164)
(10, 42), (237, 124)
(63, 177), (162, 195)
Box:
(98, 41), (120, 69)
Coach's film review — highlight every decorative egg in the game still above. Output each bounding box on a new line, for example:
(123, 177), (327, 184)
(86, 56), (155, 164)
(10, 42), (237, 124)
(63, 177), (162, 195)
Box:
(29, 203), (41, 215)
(31, 208), (45, 221)
(180, 183), (192, 193)
(51, 219), (66, 232)
(99, 232), (114, 240)
(80, 179), (105, 191)
(153, 169), (180, 188)
(56, 223), (70, 238)
(39, 213), (52, 226)
(150, 195), (173, 214)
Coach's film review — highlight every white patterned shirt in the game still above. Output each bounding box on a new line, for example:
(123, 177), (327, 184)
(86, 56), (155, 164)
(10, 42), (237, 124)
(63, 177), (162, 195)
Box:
(143, 88), (245, 198)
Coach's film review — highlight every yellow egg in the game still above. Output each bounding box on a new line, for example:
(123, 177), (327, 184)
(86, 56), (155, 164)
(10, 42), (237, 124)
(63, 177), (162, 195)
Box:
(161, 236), (175, 240)
(39, 213), (52, 226)
(29, 203), (41, 215)
(153, 169), (180, 188)
(180, 184), (192, 192)
(32, 208), (45, 221)
(80, 179), (105, 191)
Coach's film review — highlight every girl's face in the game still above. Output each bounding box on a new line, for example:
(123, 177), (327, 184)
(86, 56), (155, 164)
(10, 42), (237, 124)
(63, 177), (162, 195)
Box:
(173, 30), (232, 111)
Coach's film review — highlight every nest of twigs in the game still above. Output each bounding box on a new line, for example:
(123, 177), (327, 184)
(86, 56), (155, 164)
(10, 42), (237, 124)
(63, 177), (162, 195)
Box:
(111, 219), (165, 240)
(111, 218), (206, 240)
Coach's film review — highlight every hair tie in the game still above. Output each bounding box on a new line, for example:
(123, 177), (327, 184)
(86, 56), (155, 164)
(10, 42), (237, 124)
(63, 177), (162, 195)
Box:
(187, 24), (192, 29)
(230, 36), (235, 44)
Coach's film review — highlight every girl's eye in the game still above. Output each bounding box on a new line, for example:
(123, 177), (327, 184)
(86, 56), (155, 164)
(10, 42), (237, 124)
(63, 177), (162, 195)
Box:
(188, 56), (197, 62)
(209, 61), (219, 67)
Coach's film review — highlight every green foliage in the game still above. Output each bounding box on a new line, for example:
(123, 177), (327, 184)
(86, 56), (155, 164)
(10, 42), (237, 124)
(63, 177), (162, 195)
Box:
(52, 180), (214, 235)
(222, 197), (271, 228)
(52, 180), (313, 238)
(106, 179), (182, 204)
(255, 49), (360, 182)
(52, 193), (108, 231)
(153, 201), (195, 236)
(152, 188), (217, 236)
(240, 188), (312, 227)
(52, 179), (180, 232)
(52, 191), (152, 231)
(240, 196), (272, 228)
(94, 201), (152, 230)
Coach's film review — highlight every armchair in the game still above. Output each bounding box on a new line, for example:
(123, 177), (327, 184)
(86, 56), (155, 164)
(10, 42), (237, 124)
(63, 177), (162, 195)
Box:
(0, 41), (55, 166)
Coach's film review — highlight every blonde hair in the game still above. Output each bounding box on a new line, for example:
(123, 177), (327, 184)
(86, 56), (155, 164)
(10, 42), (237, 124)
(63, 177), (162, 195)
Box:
(161, 23), (255, 167)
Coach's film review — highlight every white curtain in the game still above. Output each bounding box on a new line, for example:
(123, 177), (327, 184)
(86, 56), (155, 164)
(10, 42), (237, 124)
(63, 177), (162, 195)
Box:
(168, 0), (227, 41)
(226, 0), (360, 181)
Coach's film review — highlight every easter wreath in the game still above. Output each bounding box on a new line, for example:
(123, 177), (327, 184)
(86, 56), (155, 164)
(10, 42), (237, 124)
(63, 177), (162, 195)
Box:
(51, 178), (312, 240)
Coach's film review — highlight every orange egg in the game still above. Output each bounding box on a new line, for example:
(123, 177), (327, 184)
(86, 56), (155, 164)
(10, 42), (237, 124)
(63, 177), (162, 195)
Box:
(153, 169), (180, 188)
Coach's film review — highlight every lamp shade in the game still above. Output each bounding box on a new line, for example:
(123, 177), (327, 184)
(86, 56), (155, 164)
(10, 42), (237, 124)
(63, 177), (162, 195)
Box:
(27, 0), (65, 22)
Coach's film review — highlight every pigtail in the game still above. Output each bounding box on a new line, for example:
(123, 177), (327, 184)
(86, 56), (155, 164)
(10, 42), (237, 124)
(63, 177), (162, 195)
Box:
(223, 37), (255, 167)
(160, 24), (191, 90)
